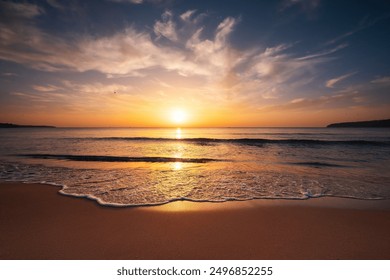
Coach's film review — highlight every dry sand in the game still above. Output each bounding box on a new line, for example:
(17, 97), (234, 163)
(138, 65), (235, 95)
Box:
(0, 182), (389, 260)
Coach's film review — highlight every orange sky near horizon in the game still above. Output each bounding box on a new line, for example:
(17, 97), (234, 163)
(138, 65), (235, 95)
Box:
(2, 101), (389, 127)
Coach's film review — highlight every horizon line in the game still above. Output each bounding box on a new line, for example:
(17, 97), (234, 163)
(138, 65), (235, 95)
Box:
(17, 125), (330, 129)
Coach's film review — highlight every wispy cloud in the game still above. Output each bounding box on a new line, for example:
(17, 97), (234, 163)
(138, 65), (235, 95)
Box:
(280, 0), (320, 11)
(324, 30), (358, 47)
(61, 81), (134, 95)
(46, 0), (66, 10)
(108, 0), (170, 5)
(236, 43), (331, 100)
(371, 76), (390, 85)
(154, 10), (178, 41)
(109, 0), (144, 4)
(1, 72), (18, 76)
(0, 1), (43, 19)
(32, 84), (63, 92)
(12, 80), (139, 114)
(259, 92), (360, 112)
(296, 43), (348, 61)
(326, 72), (356, 88)
(325, 14), (390, 46)
(279, 0), (321, 19)
(180, 10), (196, 22)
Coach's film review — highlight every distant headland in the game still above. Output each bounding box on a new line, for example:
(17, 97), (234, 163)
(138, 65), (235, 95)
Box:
(327, 119), (390, 128)
(0, 123), (56, 128)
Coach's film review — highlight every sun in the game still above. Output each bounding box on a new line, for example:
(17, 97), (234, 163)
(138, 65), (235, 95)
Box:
(170, 109), (187, 124)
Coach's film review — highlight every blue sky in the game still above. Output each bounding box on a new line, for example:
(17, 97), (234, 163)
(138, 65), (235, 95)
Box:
(0, 0), (389, 126)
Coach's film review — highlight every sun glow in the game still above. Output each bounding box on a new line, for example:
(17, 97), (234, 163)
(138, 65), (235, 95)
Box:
(170, 109), (187, 125)
(173, 161), (182, 170)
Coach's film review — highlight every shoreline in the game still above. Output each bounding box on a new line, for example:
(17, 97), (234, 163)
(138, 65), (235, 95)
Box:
(1, 182), (389, 260)
(5, 179), (390, 210)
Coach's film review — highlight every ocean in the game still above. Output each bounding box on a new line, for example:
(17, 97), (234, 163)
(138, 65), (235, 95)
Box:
(0, 127), (389, 206)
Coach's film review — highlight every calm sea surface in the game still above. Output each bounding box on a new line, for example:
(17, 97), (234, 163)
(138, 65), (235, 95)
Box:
(1, 127), (389, 206)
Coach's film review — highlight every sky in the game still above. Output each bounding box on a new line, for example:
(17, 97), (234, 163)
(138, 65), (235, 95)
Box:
(0, 0), (389, 127)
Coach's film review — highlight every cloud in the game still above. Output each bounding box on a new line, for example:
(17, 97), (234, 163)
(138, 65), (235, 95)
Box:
(0, 7), (347, 105)
(325, 14), (390, 46)
(296, 43), (348, 61)
(260, 92), (359, 112)
(326, 72), (356, 88)
(46, 0), (66, 10)
(180, 10), (196, 22)
(109, 0), (144, 4)
(234, 42), (337, 101)
(108, 0), (171, 5)
(10, 90), (68, 104)
(324, 30), (358, 47)
(215, 17), (237, 49)
(280, 0), (321, 15)
(182, 16), (247, 90)
(1, 72), (18, 76)
(0, 1), (43, 19)
(154, 10), (178, 41)
(0, 23), (163, 75)
(12, 80), (139, 113)
(371, 76), (390, 85)
(32, 84), (63, 92)
(61, 81), (134, 95)
(0, 10), (235, 79)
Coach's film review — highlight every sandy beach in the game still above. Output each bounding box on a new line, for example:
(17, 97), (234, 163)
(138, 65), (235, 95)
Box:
(0, 182), (389, 260)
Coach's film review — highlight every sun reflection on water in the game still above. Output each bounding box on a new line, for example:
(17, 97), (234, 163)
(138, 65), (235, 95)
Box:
(173, 128), (184, 170)
(175, 128), (182, 139)
(173, 161), (182, 170)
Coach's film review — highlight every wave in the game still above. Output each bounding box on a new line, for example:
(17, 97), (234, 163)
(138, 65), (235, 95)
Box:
(17, 154), (222, 163)
(66, 137), (390, 146)
(288, 161), (349, 168)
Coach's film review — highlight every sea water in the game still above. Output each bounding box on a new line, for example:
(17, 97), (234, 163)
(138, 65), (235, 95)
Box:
(0, 127), (389, 206)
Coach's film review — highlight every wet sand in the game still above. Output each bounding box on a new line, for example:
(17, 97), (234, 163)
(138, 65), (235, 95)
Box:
(0, 182), (389, 259)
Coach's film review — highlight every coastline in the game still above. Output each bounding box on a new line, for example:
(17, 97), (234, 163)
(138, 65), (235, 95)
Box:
(0, 182), (389, 260)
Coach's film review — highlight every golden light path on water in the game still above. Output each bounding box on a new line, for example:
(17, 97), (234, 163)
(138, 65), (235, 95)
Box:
(175, 128), (182, 139)
(173, 162), (182, 170)
(173, 128), (183, 170)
